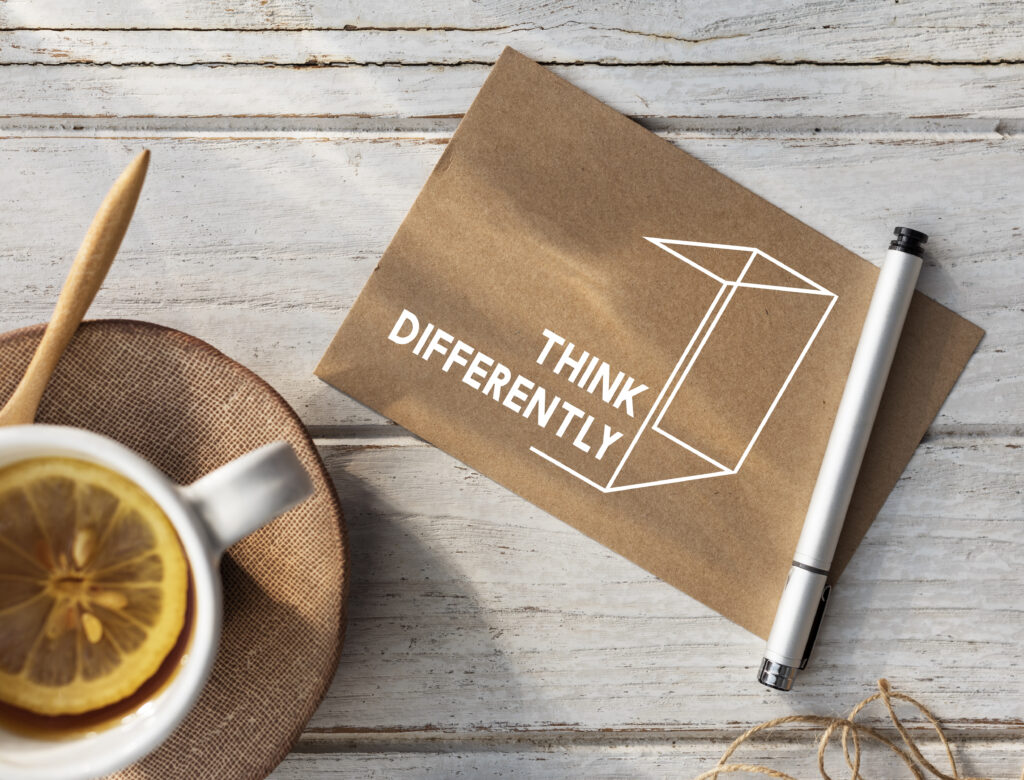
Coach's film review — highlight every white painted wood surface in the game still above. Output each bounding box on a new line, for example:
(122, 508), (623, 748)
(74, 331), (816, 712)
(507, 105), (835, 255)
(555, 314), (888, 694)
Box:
(0, 136), (1019, 428)
(1, 2), (1022, 777)
(2, 1), (1023, 63)
(300, 438), (1023, 726)
(4, 65), (1024, 129)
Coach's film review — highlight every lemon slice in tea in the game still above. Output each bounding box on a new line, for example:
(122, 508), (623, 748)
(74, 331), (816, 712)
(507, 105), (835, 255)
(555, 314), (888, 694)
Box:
(0, 457), (188, 716)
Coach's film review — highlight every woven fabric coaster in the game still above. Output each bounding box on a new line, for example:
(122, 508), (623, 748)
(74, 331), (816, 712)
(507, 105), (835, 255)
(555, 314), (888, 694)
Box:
(0, 320), (348, 780)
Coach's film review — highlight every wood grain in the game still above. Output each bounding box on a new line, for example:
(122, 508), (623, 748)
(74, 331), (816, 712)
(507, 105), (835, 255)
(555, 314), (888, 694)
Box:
(2, 65), (1023, 132)
(4, 26), (1024, 66)
(2, 1), (1023, 64)
(1, 3), (1022, 774)
(303, 437), (1023, 737)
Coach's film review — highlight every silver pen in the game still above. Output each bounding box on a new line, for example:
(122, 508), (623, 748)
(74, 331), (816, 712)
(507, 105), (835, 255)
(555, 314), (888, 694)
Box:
(758, 226), (927, 691)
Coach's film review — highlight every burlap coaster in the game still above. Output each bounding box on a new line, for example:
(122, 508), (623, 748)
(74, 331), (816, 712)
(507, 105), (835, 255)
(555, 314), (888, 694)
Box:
(0, 320), (348, 780)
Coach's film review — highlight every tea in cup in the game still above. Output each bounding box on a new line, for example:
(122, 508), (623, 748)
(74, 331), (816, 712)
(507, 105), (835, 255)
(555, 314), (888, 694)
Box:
(0, 425), (313, 780)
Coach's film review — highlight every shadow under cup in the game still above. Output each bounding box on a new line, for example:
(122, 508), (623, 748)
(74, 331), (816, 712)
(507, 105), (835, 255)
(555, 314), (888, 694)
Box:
(0, 427), (223, 780)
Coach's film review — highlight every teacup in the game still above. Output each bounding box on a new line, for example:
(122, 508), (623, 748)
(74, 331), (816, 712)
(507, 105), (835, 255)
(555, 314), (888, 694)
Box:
(0, 425), (314, 780)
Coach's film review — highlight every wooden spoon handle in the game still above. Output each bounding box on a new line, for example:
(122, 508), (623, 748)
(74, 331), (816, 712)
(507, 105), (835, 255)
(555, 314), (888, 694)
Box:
(0, 150), (150, 427)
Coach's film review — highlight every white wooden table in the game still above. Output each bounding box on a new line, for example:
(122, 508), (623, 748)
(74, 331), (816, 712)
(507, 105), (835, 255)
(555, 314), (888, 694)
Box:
(1, 3), (1022, 777)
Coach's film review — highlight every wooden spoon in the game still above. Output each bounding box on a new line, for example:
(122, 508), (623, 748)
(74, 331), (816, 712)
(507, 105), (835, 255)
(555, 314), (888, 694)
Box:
(0, 149), (150, 427)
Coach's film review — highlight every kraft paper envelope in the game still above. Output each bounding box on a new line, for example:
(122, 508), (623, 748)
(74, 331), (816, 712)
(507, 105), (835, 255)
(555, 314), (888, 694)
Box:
(317, 48), (984, 638)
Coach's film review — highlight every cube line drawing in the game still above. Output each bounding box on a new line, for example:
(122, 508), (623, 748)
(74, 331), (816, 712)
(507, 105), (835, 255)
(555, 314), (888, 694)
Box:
(530, 237), (838, 493)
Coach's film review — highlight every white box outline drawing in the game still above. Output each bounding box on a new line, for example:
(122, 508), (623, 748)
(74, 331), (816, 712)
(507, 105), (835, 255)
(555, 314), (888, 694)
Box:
(530, 237), (838, 492)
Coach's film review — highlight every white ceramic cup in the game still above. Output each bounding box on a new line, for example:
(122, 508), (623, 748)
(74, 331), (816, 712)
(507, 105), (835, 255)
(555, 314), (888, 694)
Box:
(0, 425), (314, 780)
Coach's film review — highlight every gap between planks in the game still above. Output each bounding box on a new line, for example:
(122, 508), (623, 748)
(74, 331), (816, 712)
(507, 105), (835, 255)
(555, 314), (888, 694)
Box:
(309, 424), (1024, 449)
(289, 726), (1024, 754)
(6, 58), (1024, 67)
(2, 119), (1024, 137)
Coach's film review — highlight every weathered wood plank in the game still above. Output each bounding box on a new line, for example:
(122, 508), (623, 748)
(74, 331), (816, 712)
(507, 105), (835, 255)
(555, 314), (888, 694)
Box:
(0, 135), (1016, 427)
(303, 437), (1023, 734)
(5, 25), (1024, 67)
(2, 1), (1023, 64)
(0, 4), (1020, 770)
(270, 738), (1024, 779)
(2, 65), (1023, 128)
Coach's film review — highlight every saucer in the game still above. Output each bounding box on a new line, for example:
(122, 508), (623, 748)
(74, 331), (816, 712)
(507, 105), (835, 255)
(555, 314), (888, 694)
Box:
(0, 320), (347, 780)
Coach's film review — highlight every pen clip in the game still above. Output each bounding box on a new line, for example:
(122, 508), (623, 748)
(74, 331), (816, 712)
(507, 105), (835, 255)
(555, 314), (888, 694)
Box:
(799, 584), (831, 670)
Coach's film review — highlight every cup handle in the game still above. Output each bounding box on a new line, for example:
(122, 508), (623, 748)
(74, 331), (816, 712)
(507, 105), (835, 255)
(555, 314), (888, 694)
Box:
(181, 441), (314, 555)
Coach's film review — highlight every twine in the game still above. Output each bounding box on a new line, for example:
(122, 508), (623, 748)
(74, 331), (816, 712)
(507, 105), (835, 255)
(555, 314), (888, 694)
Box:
(694, 679), (1022, 780)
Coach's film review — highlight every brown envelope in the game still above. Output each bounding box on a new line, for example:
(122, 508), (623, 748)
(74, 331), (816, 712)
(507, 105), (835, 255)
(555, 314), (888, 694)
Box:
(317, 48), (983, 638)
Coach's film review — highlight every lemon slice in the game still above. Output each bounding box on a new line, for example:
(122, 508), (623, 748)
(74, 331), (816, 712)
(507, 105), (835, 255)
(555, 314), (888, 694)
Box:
(0, 457), (188, 716)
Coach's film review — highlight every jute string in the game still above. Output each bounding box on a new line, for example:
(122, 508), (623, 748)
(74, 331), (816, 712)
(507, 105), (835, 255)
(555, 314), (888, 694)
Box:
(694, 679), (1022, 780)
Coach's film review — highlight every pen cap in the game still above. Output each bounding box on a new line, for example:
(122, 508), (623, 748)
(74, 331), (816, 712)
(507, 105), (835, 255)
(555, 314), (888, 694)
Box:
(889, 226), (928, 257)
